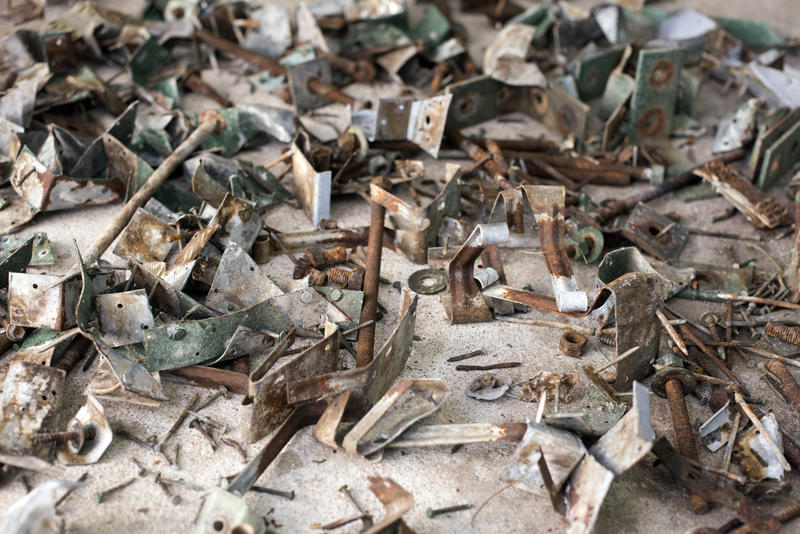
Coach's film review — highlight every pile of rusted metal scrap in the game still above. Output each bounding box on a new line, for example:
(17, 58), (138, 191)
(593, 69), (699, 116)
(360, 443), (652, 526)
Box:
(1, 0), (800, 533)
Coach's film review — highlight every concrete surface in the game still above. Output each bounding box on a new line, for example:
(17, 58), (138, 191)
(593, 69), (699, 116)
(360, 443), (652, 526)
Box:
(1, 1), (800, 533)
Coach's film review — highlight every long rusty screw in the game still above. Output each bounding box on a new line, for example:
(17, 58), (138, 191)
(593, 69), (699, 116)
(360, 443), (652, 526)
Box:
(356, 178), (388, 367)
(766, 360), (800, 417)
(651, 354), (709, 514)
(327, 54), (375, 83)
(765, 322), (800, 346)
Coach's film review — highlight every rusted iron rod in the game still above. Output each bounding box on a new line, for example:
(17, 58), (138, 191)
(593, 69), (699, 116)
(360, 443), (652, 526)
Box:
(167, 365), (248, 395)
(61, 110), (223, 281)
(196, 29), (286, 75)
(356, 179), (388, 367)
(592, 148), (746, 225)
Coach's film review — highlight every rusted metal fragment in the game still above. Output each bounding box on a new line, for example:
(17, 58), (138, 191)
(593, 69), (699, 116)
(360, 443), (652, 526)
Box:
(466, 373), (512, 400)
(0, 362), (65, 457)
(213, 193), (262, 252)
(362, 95), (452, 158)
(735, 413), (788, 481)
(525, 186), (587, 312)
(371, 164), (461, 264)
(312, 390), (351, 450)
(287, 291), (417, 405)
(365, 477), (414, 534)
(292, 143), (331, 226)
(342, 379), (450, 457)
(56, 394), (112, 465)
(10, 144), (126, 212)
(205, 242), (283, 314)
(696, 160), (791, 229)
(113, 208), (176, 263)
(596, 246), (694, 299)
(95, 289), (155, 347)
(544, 387), (626, 437)
(446, 224), (508, 324)
(621, 203), (688, 260)
(0, 194), (38, 241)
(9, 273), (64, 329)
(484, 24), (546, 86)
(240, 328), (340, 443)
(503, 423), (587, 498)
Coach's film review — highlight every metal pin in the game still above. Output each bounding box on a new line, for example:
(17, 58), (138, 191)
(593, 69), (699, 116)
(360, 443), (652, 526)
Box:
(131, 457), (148, 476)
(594, 345), (640, 373)
(339, 485), (364, 513)
(221, 437), (247, 462)
(447, 349), (485, 362)
(96, 478), (136, 503)
(427, 504), (473, 518)
(657, 309), (688, 356)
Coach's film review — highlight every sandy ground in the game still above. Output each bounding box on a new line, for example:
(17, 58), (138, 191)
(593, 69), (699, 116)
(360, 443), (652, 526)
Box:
(1, 1), (800, 533)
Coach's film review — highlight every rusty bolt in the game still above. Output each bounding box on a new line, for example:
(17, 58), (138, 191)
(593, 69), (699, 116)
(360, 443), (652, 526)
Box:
(559, 331), (587, 357)
(306, 246), (348, 267)
(329, 267), (363, 290)
(765, 322), (800, 346)
(32, 424), (96, 453)
(651, 354), (708, 515)
(766, 360), (800, 418)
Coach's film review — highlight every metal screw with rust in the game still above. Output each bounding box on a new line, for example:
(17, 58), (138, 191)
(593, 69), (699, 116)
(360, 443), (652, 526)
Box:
(32, 422), (96, 454)
(426, 504), (472, 518)
(651, 354), (709, 514)
(765, 322), (800, 346)
(766, 359), (800, 417)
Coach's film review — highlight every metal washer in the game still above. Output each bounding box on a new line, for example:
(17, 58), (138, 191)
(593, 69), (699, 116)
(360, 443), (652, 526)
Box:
(408, 268), (448, 295)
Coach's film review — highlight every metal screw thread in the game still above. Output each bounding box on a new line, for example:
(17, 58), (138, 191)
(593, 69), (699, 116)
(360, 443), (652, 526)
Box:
(32, 430), (79, 444)
(664, 379), (709, 515)
(766, 360), (800, 417)
(328, 267), (353, 285)
(597, 333), (616, 346)
(774, 499), (800, 523)
(765, 322), (800, 346)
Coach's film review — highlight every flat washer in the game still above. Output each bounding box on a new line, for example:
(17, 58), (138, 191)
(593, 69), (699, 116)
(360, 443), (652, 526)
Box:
(408, 268), (448, 295)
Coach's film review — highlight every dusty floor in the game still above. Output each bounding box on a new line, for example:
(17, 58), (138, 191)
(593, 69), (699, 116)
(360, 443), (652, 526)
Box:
(1, 0), (800, 533)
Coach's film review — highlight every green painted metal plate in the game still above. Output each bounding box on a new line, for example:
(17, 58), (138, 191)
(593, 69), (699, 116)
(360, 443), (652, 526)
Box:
(628, 48), (684, 144)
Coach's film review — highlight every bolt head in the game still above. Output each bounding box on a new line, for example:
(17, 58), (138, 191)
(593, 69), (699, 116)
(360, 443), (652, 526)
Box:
(329, 289), (342, 302)
(169, 326), (186, 340)
(655, 353), (684, 369)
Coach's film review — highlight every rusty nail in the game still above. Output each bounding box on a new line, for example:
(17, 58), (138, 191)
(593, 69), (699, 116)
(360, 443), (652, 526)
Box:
(455, 362), (521, 371)
(766, 360), (800, 418)
(427, 504), (472, 518)
(447, 349), (485, 362)
(251, 486), (295, 500)
(339, 485), (364, 513)
(96, 477), (136, 503)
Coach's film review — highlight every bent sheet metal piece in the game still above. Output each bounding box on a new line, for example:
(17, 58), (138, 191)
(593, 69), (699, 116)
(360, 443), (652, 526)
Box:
(341, 378), (450, 458)
(240, 327), (340, 443)
(446, 223), (509, 324)
(565, 382), (655, 533)
(292, 143), (331, 226)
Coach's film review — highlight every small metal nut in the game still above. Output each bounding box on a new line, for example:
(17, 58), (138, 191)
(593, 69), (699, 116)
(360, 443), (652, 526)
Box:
(329, 289), (343, 302)
(655, 353), (684, 369)
(559, 331), (587, 357)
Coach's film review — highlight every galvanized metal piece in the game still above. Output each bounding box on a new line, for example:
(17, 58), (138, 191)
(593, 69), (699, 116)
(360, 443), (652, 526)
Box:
(407, 268), (447, 295)
(0, 233), (53, 266)
(544, 387), (626, 437)
(445, 76), (521, 129)
(628, 48), (684, 143)
(0, 362), (65, 457)
(192, 489), (266, 534)
(9, 273), (65, 329)
(95, 289), (155, 347)
(621, 203), (689, 260)
(205, 242), (283, 314)
(342, 379), (449, 457)
(143, 299), (291, 371)
(292, 143), (331, 226)
(749, 108), (800, 182)
(713, 98), (760, 154)
(0, 235), (33, 288)
(386, 422), (526, 448)
(241, 328), (340, 443)
(528, 84), (589, 141)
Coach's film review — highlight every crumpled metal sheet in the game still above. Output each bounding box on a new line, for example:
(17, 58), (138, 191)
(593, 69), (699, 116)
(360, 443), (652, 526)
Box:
(484, 24), (546, 87)
(144, 298), (292, 372)
(206, 242), (283, 313)
(735, 413), (789, 481)
(565, 382), (654, 533)
(240, 328), (340, 443)
(0, 362), (65, 457)
(503, 422), (587, 498)
(113, 208), (177, 263)
(713, 98), (760, 154)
